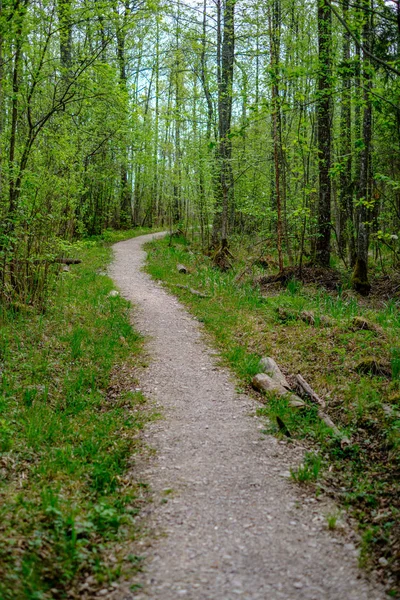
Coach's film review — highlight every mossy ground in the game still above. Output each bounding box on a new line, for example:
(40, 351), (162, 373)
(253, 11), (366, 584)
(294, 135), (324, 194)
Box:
(0, 228), (156, 600)
(146, 233), (400, 595)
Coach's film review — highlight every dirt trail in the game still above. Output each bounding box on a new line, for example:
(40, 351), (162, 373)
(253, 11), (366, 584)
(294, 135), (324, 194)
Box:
(110, 233), (385, 600)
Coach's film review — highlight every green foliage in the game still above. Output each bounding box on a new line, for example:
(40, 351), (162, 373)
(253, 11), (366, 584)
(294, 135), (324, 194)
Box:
(290, 452), (322, 483)
(0, 235), (153, 598)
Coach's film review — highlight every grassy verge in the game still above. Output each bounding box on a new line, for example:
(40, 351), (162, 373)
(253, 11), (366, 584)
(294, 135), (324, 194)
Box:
(0, 228), (155, 599)
(146, 234), (400, 595)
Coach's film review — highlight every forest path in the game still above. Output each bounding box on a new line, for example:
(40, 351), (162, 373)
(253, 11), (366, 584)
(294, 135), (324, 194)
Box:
(110, 232), (384, 600)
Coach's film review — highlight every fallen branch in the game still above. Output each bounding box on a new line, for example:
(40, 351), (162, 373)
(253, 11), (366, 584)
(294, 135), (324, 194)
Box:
(33, 258), (82, 265)
(295, 374), (326, 409)
(177, 263), (189, 274)
(172, 284), (210, 299)
(295, 374), (351, 446)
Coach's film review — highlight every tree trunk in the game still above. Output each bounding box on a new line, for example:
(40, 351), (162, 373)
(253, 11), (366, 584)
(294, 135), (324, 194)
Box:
(268, 0), (283, 273)
(211, 0), (235, 251)
(352, 0), (373, 295)
(338, 0), (355, 266)
(115, 2), (133, 228)
(315, 0), (332, 267)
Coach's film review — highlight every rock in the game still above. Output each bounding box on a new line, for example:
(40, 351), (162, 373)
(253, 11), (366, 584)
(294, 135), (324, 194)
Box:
(108, 290), (119, 298)
(62, 265), (70, 272)
(252, 374), (305, 409)
(97, 589), (109, 597)
(288, 398), (306, 409)
(177, 263), (188, 274)
(252, 373), (286, 396)
(355, 359), (391, 378)
(378, 557), (388, 567)
(258, 357), (290, 389)
(279, 470), (291, 478)
(382, 404), (394, 417)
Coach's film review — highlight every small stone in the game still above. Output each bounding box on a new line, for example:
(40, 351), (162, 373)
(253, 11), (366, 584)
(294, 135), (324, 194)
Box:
(108, 290), (119, 298)
(97, 590), (109, 597)
(293, 581), (304, 589)
(378, 557), (388, 567)
(344, 543), (356, 552)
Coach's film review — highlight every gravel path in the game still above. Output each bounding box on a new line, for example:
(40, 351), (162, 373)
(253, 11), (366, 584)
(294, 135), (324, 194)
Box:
(110, 232), (385, 600)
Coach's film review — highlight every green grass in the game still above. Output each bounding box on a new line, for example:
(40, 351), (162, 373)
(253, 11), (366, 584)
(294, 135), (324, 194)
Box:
(0, 228), (155, 599)
(290, 452), (323, 483)
(145, 233), (400, 590)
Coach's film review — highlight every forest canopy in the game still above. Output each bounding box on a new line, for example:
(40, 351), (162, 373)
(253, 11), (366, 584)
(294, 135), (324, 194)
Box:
(0, 0), (399, 305)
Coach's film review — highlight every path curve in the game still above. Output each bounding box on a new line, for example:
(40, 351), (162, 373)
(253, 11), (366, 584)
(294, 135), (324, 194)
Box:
(110, 233), (384, 600)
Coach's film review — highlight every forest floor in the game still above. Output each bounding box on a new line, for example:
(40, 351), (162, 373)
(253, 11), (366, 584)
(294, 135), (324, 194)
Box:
(109, 231), (391, 600)
(0, 228), (158, 600)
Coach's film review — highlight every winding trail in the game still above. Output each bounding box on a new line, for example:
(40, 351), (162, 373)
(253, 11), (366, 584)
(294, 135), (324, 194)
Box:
(110, 233), (384, 600)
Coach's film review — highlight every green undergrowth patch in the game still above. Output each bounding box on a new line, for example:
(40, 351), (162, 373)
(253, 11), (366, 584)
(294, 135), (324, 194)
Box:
(0, 229), (155, 599)
(146, 234), (400, 593)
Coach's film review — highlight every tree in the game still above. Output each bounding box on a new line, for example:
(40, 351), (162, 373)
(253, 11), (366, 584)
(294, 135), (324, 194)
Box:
(315, 0), (332, 267)
(211, 0), (235, 258)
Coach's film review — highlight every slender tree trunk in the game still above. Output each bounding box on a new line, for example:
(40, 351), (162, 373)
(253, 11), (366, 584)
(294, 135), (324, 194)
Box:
(115, 2), (132, 228)
(268, 0), (283, 273)
(338, 0), (355, 266)
(315, 0), (332, 267)
(211, 0), (235, 252)
(352, 0), (373, 294)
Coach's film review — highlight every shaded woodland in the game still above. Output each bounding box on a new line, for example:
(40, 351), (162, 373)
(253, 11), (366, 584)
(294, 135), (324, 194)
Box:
(0, 0), (399, 306)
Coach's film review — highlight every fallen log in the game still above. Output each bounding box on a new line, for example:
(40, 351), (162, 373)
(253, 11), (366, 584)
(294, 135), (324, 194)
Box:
(177, 263), (189, 274)
(295, 374), (326, 408)
(56, 258), (82, 265)
(172, 284), (210, 299)
(33, 258), (82, 265)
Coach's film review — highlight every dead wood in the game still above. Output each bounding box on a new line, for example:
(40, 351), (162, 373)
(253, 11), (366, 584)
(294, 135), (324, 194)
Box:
(295, 374), (326, 409)
(212, 245), (234, 271)
(33, 258), (82, 265)
(177, 263), (189, 274)
(276, 416), (291, 437)
(295, 374), (351, 445)
(252, 373), (306, 408)
(172, 284), (210, 298)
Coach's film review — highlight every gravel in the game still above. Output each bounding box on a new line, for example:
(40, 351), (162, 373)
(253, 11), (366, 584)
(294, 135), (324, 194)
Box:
(110, 233), (385, 600)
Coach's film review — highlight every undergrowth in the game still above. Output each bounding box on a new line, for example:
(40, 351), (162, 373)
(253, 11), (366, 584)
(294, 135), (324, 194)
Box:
(0, 228), (154, 599)
(146, 233), (400, 595)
